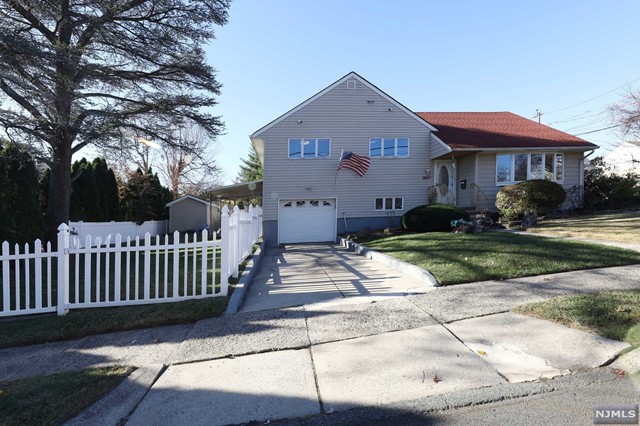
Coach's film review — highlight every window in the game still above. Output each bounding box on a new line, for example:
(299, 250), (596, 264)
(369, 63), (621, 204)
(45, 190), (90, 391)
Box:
(495, 153), (565, 185)
(288, 138), (331, 159)
(514, 154), (528, 181)
(530, 154), (543, 179)
(496, 155), (511, 184)
(374, 197), (403, 211)
(369, 138), (409, 158)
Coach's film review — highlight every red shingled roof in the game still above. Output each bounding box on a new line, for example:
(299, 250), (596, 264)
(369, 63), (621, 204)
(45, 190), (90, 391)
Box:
(416, 112), (598, 150)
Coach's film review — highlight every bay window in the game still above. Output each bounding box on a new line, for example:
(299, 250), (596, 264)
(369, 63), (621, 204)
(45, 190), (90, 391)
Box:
(496, 153), (564, 185)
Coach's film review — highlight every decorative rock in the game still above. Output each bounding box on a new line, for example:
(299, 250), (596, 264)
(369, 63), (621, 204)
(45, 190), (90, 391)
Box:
(522, 212), (537, 229)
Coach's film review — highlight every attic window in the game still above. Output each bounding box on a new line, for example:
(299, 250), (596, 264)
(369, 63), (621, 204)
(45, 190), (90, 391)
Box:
(346, 80), (356, 89)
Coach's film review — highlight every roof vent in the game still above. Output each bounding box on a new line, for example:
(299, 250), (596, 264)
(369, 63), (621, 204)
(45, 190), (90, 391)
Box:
(346, 80), (356, 89)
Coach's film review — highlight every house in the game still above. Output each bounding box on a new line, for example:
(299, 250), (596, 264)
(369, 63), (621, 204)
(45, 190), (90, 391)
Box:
(603, 141), (640, 175)
(166, 195), (211, 233)
(249, 72), (598, 246)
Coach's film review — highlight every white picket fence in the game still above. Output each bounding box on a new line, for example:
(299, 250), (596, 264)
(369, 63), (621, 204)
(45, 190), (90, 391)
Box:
(69, 220), (169, 248)
(0, 204), (262, 318)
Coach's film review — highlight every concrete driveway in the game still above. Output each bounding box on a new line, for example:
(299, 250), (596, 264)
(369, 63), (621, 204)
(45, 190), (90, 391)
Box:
(239, 244), (434, 312)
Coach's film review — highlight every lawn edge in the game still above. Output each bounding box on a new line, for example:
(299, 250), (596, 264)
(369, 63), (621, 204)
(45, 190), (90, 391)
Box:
(64, 364), (164, 426)
(340, 237), (440, 287)
(225, 240), (266, 315)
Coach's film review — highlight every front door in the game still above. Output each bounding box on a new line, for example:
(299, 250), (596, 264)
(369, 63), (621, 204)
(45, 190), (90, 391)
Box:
(435, 161), (456, 204)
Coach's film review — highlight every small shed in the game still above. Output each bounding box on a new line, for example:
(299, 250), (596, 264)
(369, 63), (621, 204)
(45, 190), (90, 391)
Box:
(166, 195), (210, 233)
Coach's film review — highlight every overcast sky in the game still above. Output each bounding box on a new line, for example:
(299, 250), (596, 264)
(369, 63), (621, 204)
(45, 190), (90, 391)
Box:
(206, 0), (640, 184)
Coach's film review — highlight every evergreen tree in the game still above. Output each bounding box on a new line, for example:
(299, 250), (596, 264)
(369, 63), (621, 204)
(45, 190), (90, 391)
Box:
(236, 145), (263, 183)
(91, 158), (121, 221)
(0, 144), (44, 244)
(0, 1), (229, 243)
(69, 158), (98, 221)
(121, 168), (171, 224)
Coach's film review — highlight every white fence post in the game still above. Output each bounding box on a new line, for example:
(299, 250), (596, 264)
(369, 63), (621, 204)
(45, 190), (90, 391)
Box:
(57, 224), (70, 316)
(220, 205), (229, 296)
(232, 205), (240, 278)
(2, 241), (9, 313)
(144, 233), (151, 300)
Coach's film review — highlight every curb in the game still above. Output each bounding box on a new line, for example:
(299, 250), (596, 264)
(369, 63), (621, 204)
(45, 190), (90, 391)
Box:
(64, 363), (165, 426)
(339, 238), (440, 287)
(225, 241), (266, 315)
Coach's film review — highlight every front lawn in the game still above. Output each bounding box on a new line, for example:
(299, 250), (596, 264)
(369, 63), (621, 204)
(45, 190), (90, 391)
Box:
(527, 211), (640, 244)
(0, 366), (134, 426)
(513, 290), (640, 347)
(0, 296), (228, 348)
(365, 231), (640, 285)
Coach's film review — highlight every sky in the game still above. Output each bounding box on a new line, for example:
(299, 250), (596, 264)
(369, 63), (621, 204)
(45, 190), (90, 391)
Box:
(206, 0), (640, 184)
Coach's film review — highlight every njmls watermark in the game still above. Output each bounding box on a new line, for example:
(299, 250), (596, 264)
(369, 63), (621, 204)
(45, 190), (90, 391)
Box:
(594, 404), (638, 424)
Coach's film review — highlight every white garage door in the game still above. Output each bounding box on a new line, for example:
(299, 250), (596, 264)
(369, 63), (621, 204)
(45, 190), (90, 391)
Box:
(278, 199), (336, 244)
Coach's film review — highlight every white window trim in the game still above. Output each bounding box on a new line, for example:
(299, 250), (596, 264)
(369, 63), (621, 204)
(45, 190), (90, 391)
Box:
(369, 137), (410, 158)
(374, 197), (404, 211)
(495, 152), (565, 186)
(287, 138), (332, 159)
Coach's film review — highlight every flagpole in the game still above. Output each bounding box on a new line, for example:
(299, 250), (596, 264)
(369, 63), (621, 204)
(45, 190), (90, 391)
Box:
(333, 149), (344, 188)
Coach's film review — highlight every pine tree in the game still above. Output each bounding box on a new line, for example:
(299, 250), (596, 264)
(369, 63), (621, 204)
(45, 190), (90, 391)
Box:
(236, 145), (263, 183)
(0, 1), (229, 242)
(0, 144), (44, 243)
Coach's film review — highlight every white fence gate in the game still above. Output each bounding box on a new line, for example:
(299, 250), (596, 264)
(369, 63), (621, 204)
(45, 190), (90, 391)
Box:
(0, 205), (262, 318)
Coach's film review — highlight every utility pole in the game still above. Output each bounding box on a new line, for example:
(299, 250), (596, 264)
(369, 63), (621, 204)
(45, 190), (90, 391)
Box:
(533, 109), (543, 124)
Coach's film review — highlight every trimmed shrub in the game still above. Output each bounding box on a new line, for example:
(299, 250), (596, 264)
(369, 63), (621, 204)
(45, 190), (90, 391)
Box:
(401, 204), (470, 232)
(496, 179), (566, 220)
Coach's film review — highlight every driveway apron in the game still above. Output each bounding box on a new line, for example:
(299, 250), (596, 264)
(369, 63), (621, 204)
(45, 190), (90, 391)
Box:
(239, 244), (433, 312)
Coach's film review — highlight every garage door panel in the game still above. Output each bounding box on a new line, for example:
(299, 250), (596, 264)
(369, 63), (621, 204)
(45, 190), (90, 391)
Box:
(279, 199), (336, 244)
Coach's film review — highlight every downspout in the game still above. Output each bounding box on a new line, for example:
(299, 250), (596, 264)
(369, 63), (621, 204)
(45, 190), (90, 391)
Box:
(580, 149), (596, 184)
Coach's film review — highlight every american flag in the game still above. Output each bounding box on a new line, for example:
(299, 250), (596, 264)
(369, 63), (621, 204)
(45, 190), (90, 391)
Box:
(337, 151), (371, 177)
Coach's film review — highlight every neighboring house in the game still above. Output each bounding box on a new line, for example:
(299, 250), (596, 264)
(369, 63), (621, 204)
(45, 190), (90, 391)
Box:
(603, 141), (640, 175)
(248, 72), (598, 246)
(166, 195), (211, 233)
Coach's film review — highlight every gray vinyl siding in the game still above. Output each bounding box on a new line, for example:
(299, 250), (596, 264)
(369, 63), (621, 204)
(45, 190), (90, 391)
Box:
(260, 77), (433, 225)
(456, 154), (476, 208)
(476, 151), (585, 211)
(431, 136), (452, 159)
(169, 198), (209, 232)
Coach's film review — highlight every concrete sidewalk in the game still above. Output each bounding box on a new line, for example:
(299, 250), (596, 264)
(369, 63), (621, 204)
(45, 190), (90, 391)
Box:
(1, 263), (638, 425)
(126, 300), (632, 426)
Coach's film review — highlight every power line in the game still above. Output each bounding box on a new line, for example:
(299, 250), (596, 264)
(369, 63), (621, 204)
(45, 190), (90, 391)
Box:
(562, 115), (610, 132)
(548, 110), (606, 125)
(574, 124), (621, 136)
(545, 75), (640, 115)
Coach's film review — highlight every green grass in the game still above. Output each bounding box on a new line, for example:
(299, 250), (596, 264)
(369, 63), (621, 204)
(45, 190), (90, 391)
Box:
(0, 295), (229, 348)
(365, 231), (640, 285)
(513, 290), (640, 347)
(0, 242), (260, 349)
(0, 366), (134, 426)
